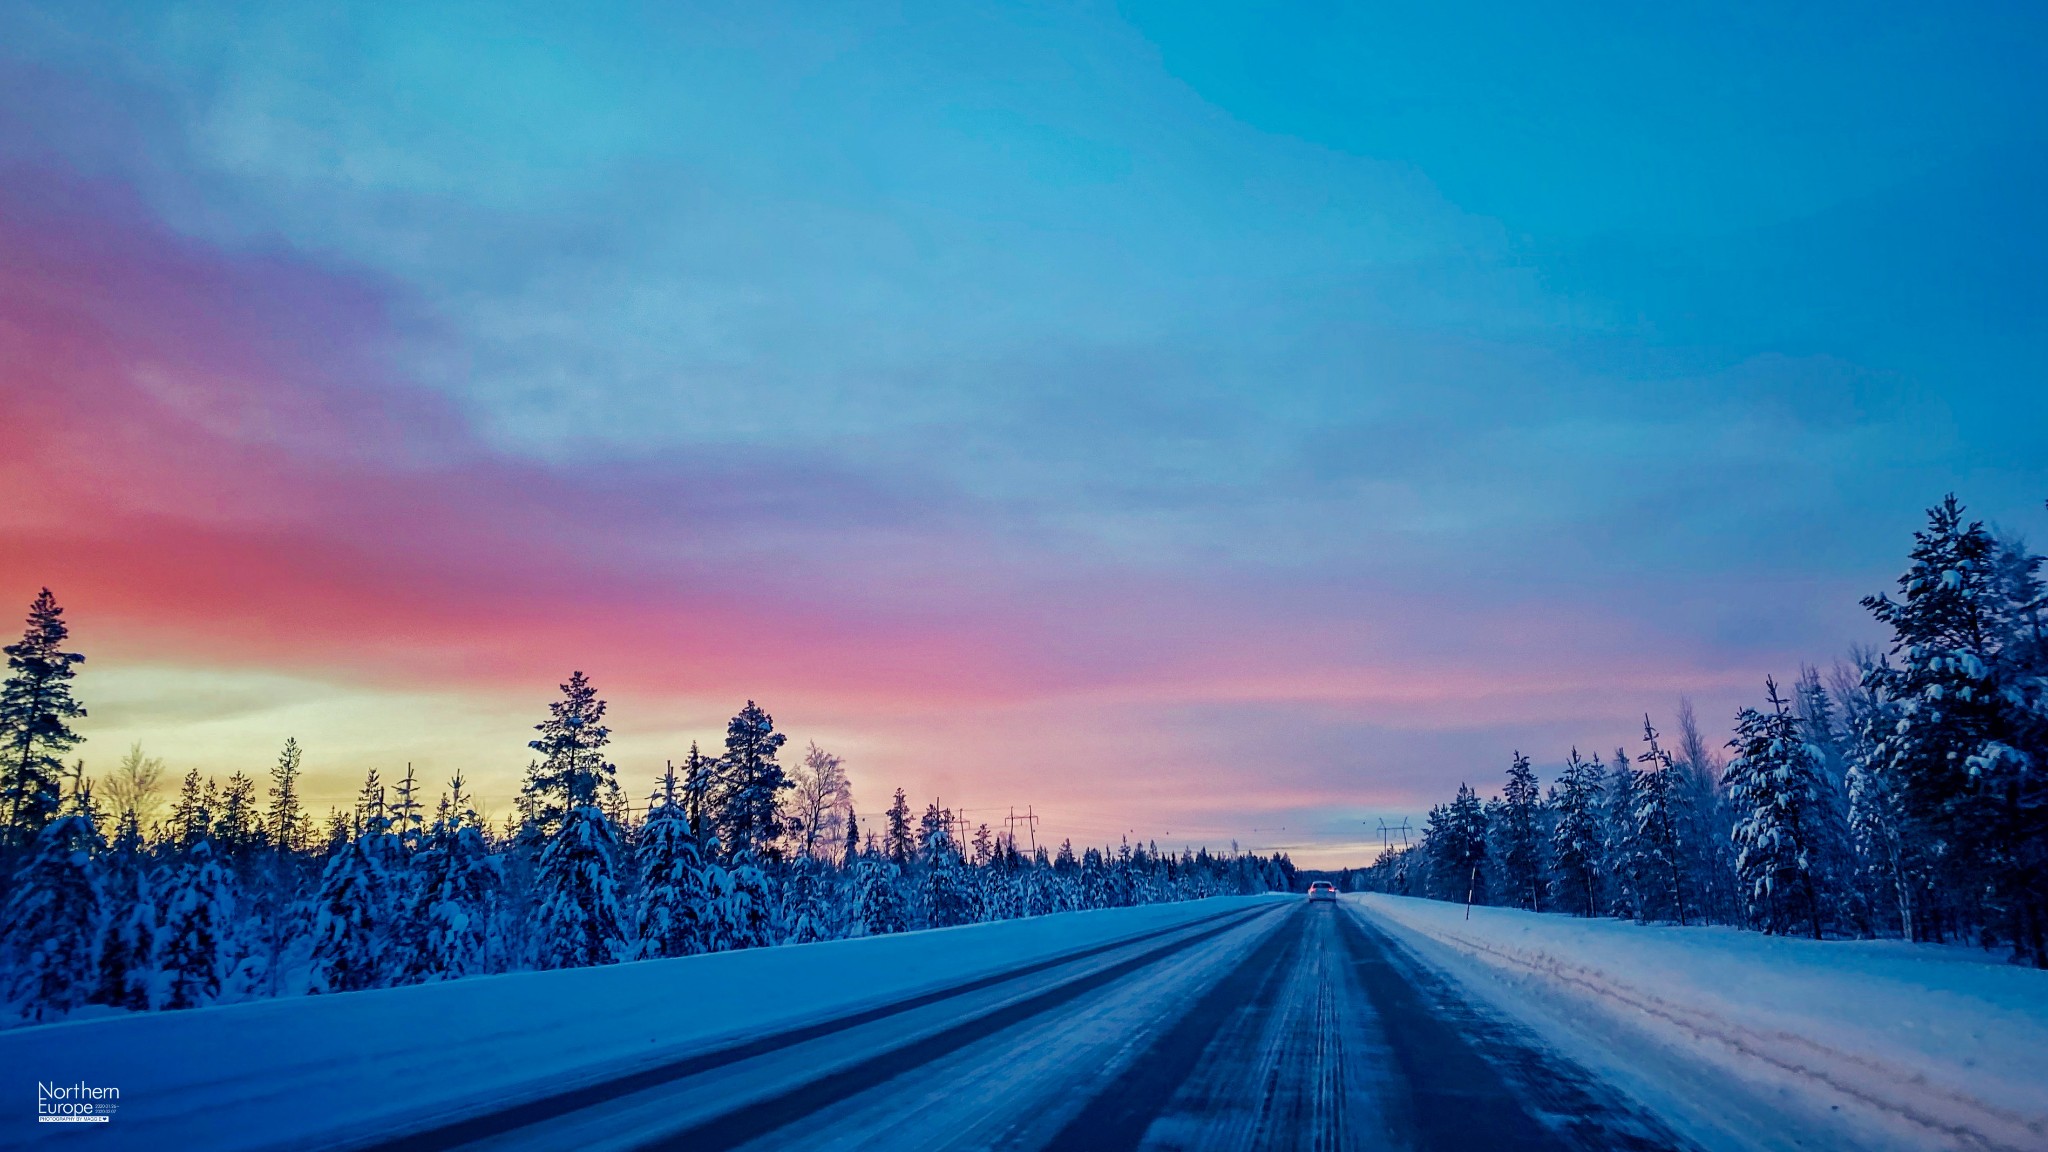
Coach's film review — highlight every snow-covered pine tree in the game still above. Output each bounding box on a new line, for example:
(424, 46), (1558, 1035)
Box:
(364, 779), (416, 982)
(491, 818), (542, 974)
(841, 808), (861, 866)
(712, 701), (789, 858)
(1548, 748), (1605, 917)
(1, 814), (101, 1020)
(0, 589), (86, 852)
(1602, 748), (1643, 919)
(214, 770), (261, 866)
(1634, 718), (1692, 926)
(1115, 843), (1151, 900)
(1429, 784), (1488, 907)
(354, 767), (386, 833)
(309, 820), (390, 993)
(1862, 496), (2047, 963)
(704, 848), (775, 951)
(849, 856), (907, 936)
(246, 738), (313, 997)
(1481, 792), (1506, 895)
(1794, 665), (1872, 932)
(1078, 846), (1108, 907)
(976, 852), (1015, 921)
(1794, 667), (1848, 791)
(93, 810), (156, 1010)
(158, 838), (236, 1009)
(168, 767), (212, 852)
(1055, 863), (1085, 911)
(1021, 861), (1060, 916)
(1675, 697), (1738, 925)
(634, 763), (708, 959)
(600, 766), (634, 832)
(1842, 652), (1915, 939)
(917, 801), (946, 856)
(1053, 838), (1076, 873)
(527, 672), (629, 970)
(1725, 677), (1849, 938)
(266, 738), (307, 854)
(1413, 807), (1444, 898)
(511, 761), (546, 833)
(522, 671), (616, 833)
(406, 775), (499, 982)
(885, 789), (913, 865)
(678, 742), (717, 846)
(320, 808), (350, 855)
(919, 818), (971, 928)
(1496, 753), (1545, 911)
(1989, 524), (2047, 960)
(535, 802), (628, 969)
(391, 763), (424, 852)
(779, 854), (836, 944)
(1390, 846), (1414, 895)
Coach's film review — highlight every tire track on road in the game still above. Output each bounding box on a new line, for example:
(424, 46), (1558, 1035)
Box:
(636, 905), (1287, 1152)
(1334, 909), (1568, 1152)
(372, 904), (1271, 1152)
(1042, 906), (1308, 1151)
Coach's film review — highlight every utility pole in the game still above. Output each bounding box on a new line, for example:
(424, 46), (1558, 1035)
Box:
(1002, 805), (1039, 853)
(1371, 817), (1413, 853)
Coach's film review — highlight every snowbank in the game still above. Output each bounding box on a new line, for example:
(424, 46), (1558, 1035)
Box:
(1353, 894), (2048, 1152)
(2, 896), (1281, 1151)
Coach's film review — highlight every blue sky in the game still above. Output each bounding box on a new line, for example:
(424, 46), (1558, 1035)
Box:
(3, 1), (2044, 859)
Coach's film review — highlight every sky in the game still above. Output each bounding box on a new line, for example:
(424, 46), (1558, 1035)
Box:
(1, 2), (2044, 865)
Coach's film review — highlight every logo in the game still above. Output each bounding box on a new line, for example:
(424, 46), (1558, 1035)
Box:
(38, 1081), (119, 1124)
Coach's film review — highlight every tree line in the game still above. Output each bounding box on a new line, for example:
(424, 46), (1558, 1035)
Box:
(0, 604), (1294, 1025)
(1359, 495), (2048, 968)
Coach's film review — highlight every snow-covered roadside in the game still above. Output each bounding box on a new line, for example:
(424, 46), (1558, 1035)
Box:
(1352, 893), (2048, 1152)
(2, 896), (1281, 1151)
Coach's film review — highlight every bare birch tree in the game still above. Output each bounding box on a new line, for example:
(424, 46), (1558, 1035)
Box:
(786, 742), (854, 861)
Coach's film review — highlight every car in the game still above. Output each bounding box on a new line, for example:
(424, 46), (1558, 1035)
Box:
(1306, 881), (1337, 902)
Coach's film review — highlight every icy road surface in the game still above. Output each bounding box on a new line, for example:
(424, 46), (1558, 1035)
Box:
(362, 902), (1684, 1152)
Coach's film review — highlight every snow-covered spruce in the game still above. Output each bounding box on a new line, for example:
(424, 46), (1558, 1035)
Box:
(1, 814), (101, 1020)
(0, 626), (1296, 1027)
(1361, 494), (2048, 967)
(1724, 677), (1850, 939)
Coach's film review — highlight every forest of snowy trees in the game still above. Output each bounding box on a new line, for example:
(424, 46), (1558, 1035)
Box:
(0, 605), (1294, 1026)
(1361, 496), (2048, 968)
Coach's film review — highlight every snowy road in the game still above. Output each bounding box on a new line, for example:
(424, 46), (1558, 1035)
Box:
(369, 901), (1690, 1152)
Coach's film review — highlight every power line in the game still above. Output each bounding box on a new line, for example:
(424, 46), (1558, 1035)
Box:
(1003, 805), (1040, 853)
(1371, 817), (1412, 851)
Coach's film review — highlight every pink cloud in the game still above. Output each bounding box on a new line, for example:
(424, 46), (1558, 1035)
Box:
(0, 171), (1068, 703)
(1, 166), (1785, 860)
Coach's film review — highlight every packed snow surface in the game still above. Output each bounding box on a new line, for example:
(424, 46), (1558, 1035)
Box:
(1355, 893), (2048, 1152)
(2, 896), (1279, 1151)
